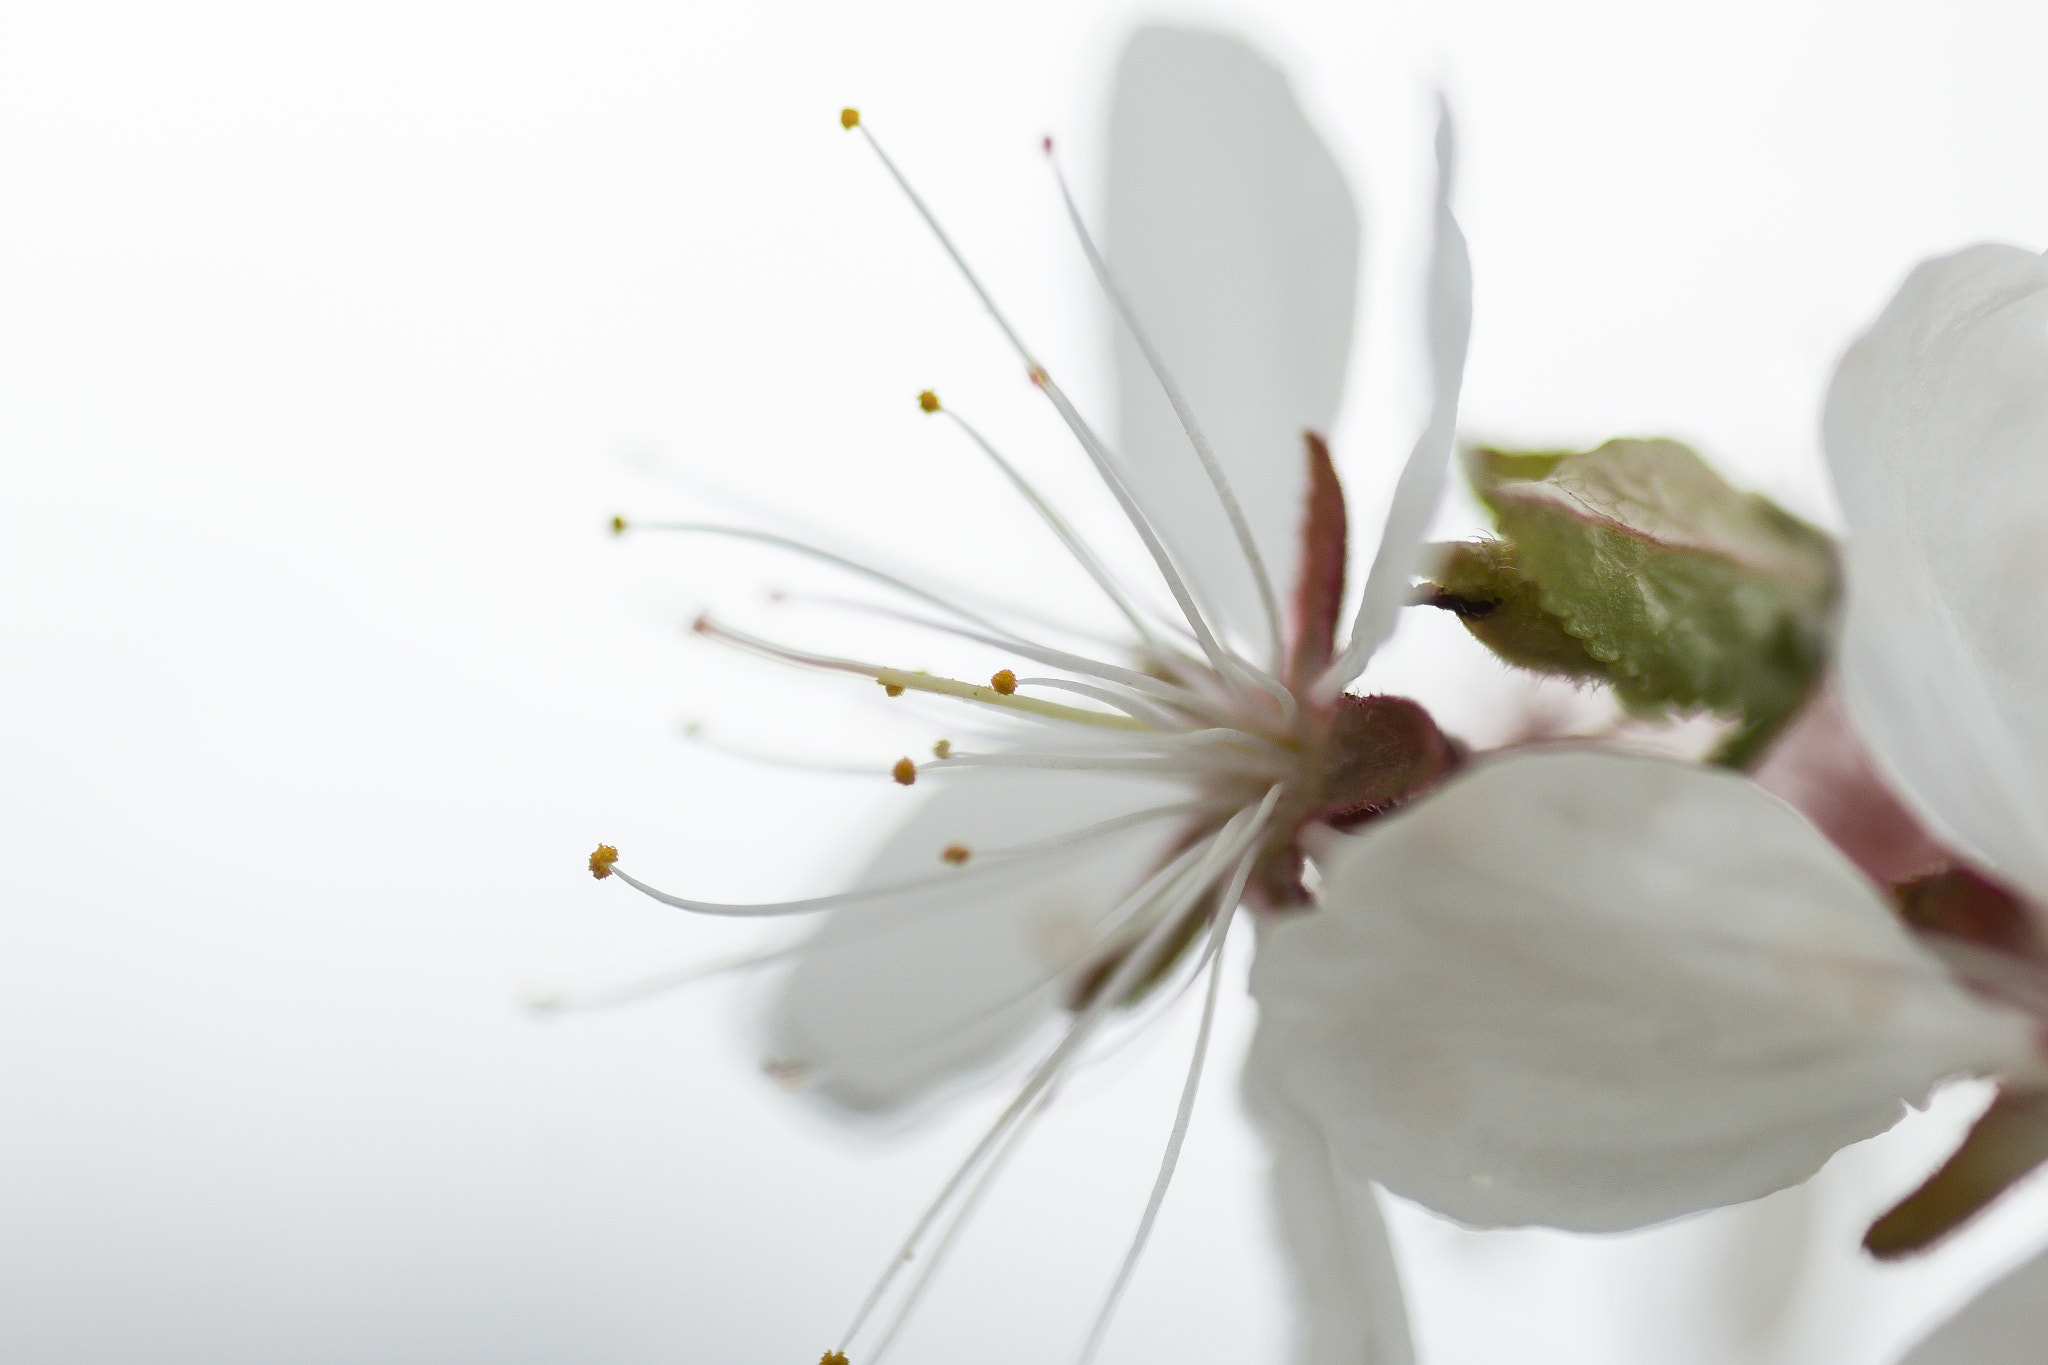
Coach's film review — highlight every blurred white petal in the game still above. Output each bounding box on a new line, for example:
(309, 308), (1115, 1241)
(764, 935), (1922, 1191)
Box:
(1328, 104), (1471, 688)
(1825, 244), (2048, 903)
(1108, 25), (1360, 647)
(1899, 1241), (2048, 1365)
(1247, 749), (2033, 1232)
(1245, 1013), (1416, 1365)
(768, 767), (1184, 1112)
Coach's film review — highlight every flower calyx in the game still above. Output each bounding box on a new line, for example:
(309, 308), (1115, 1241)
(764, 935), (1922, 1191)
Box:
(1865, 865), (2048, 1258)
(1417, 437), (1841, 767)
(1866, 1084), (2048, 1260)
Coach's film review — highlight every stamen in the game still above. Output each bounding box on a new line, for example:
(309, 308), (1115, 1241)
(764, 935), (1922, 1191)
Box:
(847, 120), (1252, 691)
(1012, 677), (1181, 730)
(765, 584), (1141, 672)
(805, 837), (1225, 1081)
(633, 513), (1127, 654)
(588, 844), (619, 879)
(692, 616), (1153, 731)
(1044, 144), (1285, 670)
(790, 838), (1225, 1099)
(940, 844), (970, 865)
(1075, 789), (1278, 1365)
(821, 1352), (851, 1365)
(840, 109), (859, 131)
(594, 800), (1216, 918)
(990, 669), (1018, 695)
(1027, 365), (1256, 693)
(892, 758), (917, 785)
(937, 406), (1164, 650)
(925, 737), (1292, 781)
(745, 595), (1216, 719)
(629, 521), (1013, 636)
(864, 1080), (1062, 1365)
(610, 514), (627, 536)
(682, 726), (922, 778)
(918, 388), (940, 413)
(835, 797), (1281, 1356)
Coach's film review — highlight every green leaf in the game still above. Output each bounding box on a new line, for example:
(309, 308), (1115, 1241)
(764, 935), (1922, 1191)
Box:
(1426, 439), (1841, 765)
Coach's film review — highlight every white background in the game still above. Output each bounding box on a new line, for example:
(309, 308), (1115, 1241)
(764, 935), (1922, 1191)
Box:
(5, 1), (2048, 1362)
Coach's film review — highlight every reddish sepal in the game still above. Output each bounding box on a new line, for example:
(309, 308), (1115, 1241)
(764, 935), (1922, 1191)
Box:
(1285, 431), (1348, 692)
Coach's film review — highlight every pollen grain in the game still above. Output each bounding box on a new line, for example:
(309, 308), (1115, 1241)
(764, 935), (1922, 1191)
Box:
(820, 1352), (852, 1365)
(941, 844), (971, 865)
(990, 669), (1018, 695)
(932, 738), (952, 758)
(588, 844), (619, 879)
(892, 758), (917, 786)
(609, 515), (627, 536)
(880, 680), (905, 697)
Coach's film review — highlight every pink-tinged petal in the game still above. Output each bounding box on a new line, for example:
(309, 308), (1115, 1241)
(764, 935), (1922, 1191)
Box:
(1324, 104), (1471, 693)
(1247, 749), (2034, 1233)
(1244, 1013), (1416, 1365)
(1825, 244), (2048, 905)
(1898, 1242), (2048, 1364)
(1108, 25), (1360, 650)
(767, 767), (1185, 1113)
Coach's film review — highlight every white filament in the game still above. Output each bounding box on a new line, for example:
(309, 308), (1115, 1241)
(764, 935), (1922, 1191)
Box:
(1074, 830), (1249, 1365)
(1046, 147), (1286, 672)
(835, 788), (1282, 1355)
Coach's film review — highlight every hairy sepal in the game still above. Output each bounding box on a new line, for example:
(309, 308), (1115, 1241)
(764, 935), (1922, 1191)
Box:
(1866, 1086), (2048, 1259)
(1424, 439), (1840, 765)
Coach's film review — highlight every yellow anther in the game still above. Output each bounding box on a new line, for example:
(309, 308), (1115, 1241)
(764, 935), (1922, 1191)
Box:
(588, 844), (619, 879)
(609, 515), (627, 536)
(880, 680), (905, 697)
(990, 669), (1018, 695)
(869, 666), (1147, 730)
(918, 389), (940, 413)
(892, 758), (917, 786)
(941, 844), (971, 866)
(820, 1352), (852, 1365)
(932, 738), (952, 758)
(840, 108), (860, 130)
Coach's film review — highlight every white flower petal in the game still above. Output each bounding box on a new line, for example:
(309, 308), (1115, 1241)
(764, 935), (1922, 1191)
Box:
(1325, 104), (1471, 691)
(767, 767), (1185, 1112)
(1899, 1241), (2048, 1364)
(1244, 1033), (1416, 1365)
(1825, 244), (2048, 903)
(1247, 749), (2034, 1232)
(1107, 25), (1360, 648)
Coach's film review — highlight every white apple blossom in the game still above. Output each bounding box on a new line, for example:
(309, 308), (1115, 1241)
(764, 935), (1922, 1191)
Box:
(594, 26), (1473, 1363)
(587, 28), (2043, 1365)
(1810, 242), (2048, 1361)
